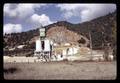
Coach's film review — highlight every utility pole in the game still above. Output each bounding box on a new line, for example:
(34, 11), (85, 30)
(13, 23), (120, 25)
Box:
(89, 31), (93, 60)
(102, 31), (104, 49)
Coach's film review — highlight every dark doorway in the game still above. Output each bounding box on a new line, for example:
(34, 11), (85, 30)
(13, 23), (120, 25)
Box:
(41, 40), (45, 50)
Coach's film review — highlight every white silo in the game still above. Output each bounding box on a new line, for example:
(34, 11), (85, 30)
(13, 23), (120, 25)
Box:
(35, 39), (52, 52)
(44, 39), (51, 51)
(34, 24), (54, 61)
(35, 39), (42, 52)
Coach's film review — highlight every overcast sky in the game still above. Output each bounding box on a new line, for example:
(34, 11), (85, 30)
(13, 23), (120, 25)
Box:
(3, 3), (116, 34)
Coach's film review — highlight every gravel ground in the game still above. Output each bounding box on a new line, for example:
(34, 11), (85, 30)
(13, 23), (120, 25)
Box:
(4, 61), (117, 80)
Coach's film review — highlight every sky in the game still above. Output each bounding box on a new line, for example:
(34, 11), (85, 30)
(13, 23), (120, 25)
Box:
(3, 3), (116, 34)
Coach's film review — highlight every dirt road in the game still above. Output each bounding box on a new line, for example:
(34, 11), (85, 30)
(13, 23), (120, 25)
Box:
(4, 61), (116, 80)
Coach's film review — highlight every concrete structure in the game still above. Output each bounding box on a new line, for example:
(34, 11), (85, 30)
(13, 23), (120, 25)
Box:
(34, 38), (52, 55)
(17, 45), (25, 49)
(35, 39), (42, 52)
(64, 43), (71, 46)
(34, 37), (53, 62)
(62, 46), (79, 56)
(34, 26), (53, 61)
(8, 47), (16, 51)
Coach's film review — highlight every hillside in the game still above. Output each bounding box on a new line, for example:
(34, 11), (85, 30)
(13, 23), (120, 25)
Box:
(3, 11), (116, 51)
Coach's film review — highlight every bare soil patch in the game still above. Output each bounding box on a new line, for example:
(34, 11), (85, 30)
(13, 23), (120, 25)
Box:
(4, 61), (116, 80)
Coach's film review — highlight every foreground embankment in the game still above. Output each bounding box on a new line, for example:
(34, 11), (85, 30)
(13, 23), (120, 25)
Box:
(4, 61), (116, 80)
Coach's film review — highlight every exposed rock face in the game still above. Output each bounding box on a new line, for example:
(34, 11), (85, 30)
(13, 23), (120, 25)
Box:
(46, 25), (89, 46)
(46, 26), (80, 43)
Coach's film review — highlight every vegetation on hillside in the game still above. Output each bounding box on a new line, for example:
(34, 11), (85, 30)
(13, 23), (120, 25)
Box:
(3, 11), (116, 51)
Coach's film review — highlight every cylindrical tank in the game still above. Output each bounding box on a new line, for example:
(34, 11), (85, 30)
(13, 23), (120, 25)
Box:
(44, 39), (50, 51)
(35, 39), (42, 52)
(35, 39), (51, 52)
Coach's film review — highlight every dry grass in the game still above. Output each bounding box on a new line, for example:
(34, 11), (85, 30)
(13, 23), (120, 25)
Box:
(4, 61), (116, 80)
